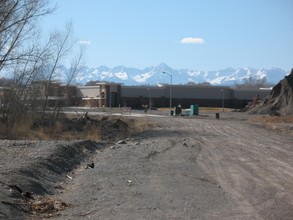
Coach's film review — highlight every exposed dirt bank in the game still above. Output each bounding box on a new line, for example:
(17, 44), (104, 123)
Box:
(0, 140), (105, 219)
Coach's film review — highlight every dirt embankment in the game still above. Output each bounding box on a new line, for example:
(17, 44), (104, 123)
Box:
(249, 68), (293, 115)
(0, 115), (150, 219)
(0, 140), (103, 219)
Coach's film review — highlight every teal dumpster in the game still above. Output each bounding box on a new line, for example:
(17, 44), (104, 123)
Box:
(194, 104), (199, 115)
(190, 104), (199, 116)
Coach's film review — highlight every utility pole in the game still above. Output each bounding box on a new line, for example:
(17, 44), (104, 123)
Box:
(162, 72), (172, 115)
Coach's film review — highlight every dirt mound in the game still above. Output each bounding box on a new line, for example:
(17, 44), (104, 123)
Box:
(0, 140), (104, 218)
(100, 116), (129, 140)
(249, 68), (293, 115)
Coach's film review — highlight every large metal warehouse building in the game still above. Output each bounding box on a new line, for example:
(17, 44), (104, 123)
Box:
(75, 83), (271, 109)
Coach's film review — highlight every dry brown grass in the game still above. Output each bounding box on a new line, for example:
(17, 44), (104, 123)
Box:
(248, 115), (293, 124)
(128, 116), (156, 134)
(248, 115), (293, 135)
(28, 196), (70, 215)
(0, 113), (154, 141)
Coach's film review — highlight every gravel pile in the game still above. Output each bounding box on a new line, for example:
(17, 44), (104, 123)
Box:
(249, 68), (293, 115)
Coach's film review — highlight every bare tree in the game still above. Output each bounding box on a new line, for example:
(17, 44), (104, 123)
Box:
(0, 0), (55, 126)
(52, 42), (85, 119)
(235, 76), (269, 89)
(63, 45), (85, 103)
(40, 22), (79, 119)
(66, 46), (85, 85)
(0, 1), (84, 126)
(0, 0), (55, 72)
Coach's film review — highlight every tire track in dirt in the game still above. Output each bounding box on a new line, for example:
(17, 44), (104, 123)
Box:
(144, 137), (238, 219)
(141, 118), (256, 219)
(145, 138), (177, 159)
(188, 118), (293, 220)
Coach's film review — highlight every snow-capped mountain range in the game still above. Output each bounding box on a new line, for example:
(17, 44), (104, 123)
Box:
(60, 63), (290, 86)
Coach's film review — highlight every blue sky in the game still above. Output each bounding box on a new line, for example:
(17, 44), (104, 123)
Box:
(42, 0), (293, 71)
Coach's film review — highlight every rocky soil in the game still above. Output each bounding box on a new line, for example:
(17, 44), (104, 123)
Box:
(249, 68), (293, 115)
(0, 112), (293, 219)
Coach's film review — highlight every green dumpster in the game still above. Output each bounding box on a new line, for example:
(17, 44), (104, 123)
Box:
(190, 104), (199, 116)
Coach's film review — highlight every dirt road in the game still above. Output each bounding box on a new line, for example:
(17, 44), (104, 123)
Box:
(46, 113), (293, 220)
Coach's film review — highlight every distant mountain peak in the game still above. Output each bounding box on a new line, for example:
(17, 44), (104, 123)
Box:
(65, 64), (290, 86)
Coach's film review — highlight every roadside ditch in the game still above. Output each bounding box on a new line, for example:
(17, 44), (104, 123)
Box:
(0, 140), (106, 219)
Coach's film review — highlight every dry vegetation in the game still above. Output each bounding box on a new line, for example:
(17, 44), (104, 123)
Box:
(249, 115), (293, 123)
(28, 196), (70, 216)
(248, 115), (293, 135)
(0, 113), (155, 141)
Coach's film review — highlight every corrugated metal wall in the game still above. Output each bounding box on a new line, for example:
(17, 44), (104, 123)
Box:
(120, 85), (271, 108)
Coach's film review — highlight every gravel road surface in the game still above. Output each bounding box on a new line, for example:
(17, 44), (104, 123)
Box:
(48, 113), (293, 220)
